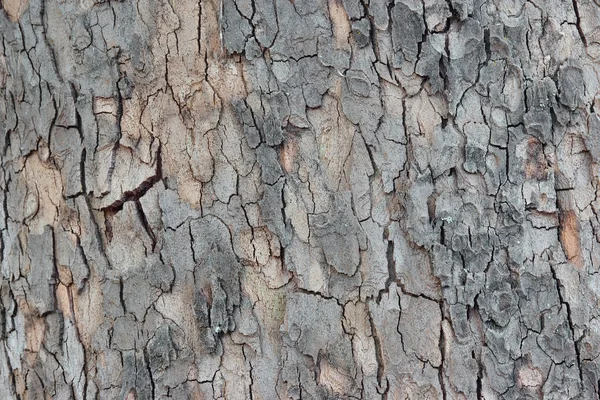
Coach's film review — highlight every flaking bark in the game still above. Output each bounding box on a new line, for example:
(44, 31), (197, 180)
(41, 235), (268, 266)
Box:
(1, 0), (600, 398)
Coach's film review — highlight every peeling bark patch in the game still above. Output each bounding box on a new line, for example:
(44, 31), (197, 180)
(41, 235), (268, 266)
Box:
(525, 138), (549, 181)
(279, 136), (298, 174)
(1, 0), (29, 21)
(317, 356), (356, 396)
(328, 0), (351, 50)
(517, 365), (544, 389)
(559, 210), (583, 268)
(22, 153), (63, 234)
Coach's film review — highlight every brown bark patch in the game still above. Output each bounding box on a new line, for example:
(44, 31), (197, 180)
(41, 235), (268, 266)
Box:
(525, 138), (548, 180)
(318, 356), (355, 396)
(517, 365), (544, 388)
(19, 300), (45, 353)
(328, 0), (351, 49)
(559, 210), (584, 269)
(280, 137), (298, 174)
(55, 283), (72, 319)
(1, 0), (29, 21)
(23, 152), (63, 234)
(125, 389), (138, 400)
(93, 96), (118, 115)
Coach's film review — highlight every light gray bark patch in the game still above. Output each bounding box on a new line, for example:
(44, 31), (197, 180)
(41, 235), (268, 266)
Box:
(147, 325), (177, 376)
(443, 336), (479, 398)
(111, 315), (138, 351)
(102, 278), (125, 318)
(256, 144), (284, 185)
(146, 256), (174, 292)
(269, 0), (328, 60)
(346, 70), (371, 98)
(341, 0), (363, 20)
(391, 2), (425, 69)
(222, 0), (253, 54)
(340, 73), (384, 137)
(584, 112), (600, 163)
(463, 122), (490, 174)
(122, 275), (158, 321)
(524, 113), (553, 145)
(120, 350), (153, 400)
(446, 18), (485, 113)
(282, 292), (355, 379)
(259, 179), (290, 247)
(252, 0), (278, 48)
(193, 247), (241, 337)
(309, 192), (366, 276)
(190, 216), (235, 257)
(538, 307), (578, 365)
(398, 292), (442, 367)
(518, 268), (561, 333)
(27, 226), (57, 316)
(424, 0), (451, 32)
(449, 0), (474, 20)
(415, 34), (445, 93)
(558, 64), (585, 110)
(352, 19), (371, 48)
(430, 125), (462, 178)
(159, 189), (201, 230)
(50, 126), (83, 197)
(233, 99), (261, 149)
(193, 288), (216, 352)
(247, 91), (289, 147)
(368, 0), (391, 30)
(55, 227), (89, 291)
(477, 261), (519, 328)
(43, 311), (64, 354)
(299, 58), (330, 108)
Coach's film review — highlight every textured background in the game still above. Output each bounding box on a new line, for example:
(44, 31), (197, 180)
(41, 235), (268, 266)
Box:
(1, 0), (600, 398)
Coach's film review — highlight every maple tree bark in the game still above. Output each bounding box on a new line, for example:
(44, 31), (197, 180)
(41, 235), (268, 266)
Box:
(1, 0), (600, 398)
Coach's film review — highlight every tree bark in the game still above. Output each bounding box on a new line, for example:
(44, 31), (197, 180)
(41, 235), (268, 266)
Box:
(1, 0), (599, 398)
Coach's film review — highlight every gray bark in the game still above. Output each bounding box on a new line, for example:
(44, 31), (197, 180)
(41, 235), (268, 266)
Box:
(1, 0), (599, 398)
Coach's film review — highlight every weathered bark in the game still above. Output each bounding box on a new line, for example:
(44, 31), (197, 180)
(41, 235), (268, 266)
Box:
(1, 0), (600, 398)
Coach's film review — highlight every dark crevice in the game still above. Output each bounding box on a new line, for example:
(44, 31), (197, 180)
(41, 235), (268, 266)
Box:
(104, 209), (114, 243)
(72, 89), (85, 143)
(483, 28), (491, 64)
(438, 315), (447, 400)
(571, 0), (587, 46)
(82, 194), (111, 269)
(80, 148), (87, 195)
(47, 86), (58, 155)
(549, 262), (584, 388)
(135, 200), (157, 252)
(375, 229), (397, 304)
(474, 349), (483, 399)
(119, 277), (126, 314)
(101, 146), (162, 213)
(367, 306), (389, 397)
(4, 92), (18, 154)
(143, 347), (156, 399)
(189, 221), (197, 264)
(440, 221), (446, 245)
(74, 235), (90, 293)
(197, 0), (202, 54)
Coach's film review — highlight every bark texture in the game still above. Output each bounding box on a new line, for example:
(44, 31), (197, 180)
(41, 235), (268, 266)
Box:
(1, 0), (600, 398)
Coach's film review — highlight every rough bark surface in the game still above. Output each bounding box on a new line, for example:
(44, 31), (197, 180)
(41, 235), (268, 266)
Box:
(1, 0), (600, 398)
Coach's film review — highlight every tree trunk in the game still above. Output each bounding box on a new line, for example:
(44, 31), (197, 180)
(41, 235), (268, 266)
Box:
(1, 0), (599, 398)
